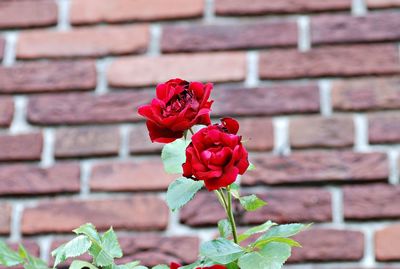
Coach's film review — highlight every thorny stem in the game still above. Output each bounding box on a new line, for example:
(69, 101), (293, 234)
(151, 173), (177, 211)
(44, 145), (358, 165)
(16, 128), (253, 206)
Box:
(216, 187), (239, 244)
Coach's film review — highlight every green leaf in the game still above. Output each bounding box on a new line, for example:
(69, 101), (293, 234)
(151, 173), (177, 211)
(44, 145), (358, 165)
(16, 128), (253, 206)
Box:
(73, 223), (101, 243)
(161, 139), (190, 174)
(101, 228), (123, 259)
(19, 245), (49, 269)
(218, 219), (232, 239)
(237, 221), (276, 243)
(52, 235), (92, 267)
(247, 163), (256, 171)
(200, 238), (244, 264)
(166, 177), (203, 211)
(239, 195), (267, 211)
(252, 238), (301, 249)
(229, 183), (240, 199)
(113, 261), (141, 269)
(256, 223), (311, 244)
(0, 241), (24, 267)
(69, 260), (99, 269)
(152, 265), (169, 269)
(238, 242), (291, 269)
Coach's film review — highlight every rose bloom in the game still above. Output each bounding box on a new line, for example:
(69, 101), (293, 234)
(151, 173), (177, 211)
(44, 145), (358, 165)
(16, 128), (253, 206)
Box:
(182, 118), (249, 191)
(138, 78), (213, 143)
(170, 262), (226, 269)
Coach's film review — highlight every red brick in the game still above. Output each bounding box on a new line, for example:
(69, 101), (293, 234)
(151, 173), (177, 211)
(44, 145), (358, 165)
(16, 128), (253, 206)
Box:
(238, 117), (274, 151)
(51, 235), (198, 267)
(369, 113), (400, 144)
(90, 159), (176, 192)
(242, 151), (388, 186)
(107, 52), (246, 88)
(212, 85), (320, 117)
(312, 12), (400, 45)
(180, 188), (331, 227)
(290, 116), (354, 149)
(0, 38), (4, 60)
(70, 0), (203, 25)
(332, 77), (400, 111)
(0, 164), (80, 196)
(289, 229), (364, 262)
(0, 204), (11, 235)
(130, 123), (163, 154)
(375, 224), (400, 261)
(0, 0), (57, 29)
(17, 25), (149, 59)
(161, 21), (297, 53)
(344, 184), (400, 220)
(0, 133), (42, 161)
(55, 126), (120, 158)
(0, 97), (14, 127)
(0, 61), (96, 94)
(367, 0), (400, 8)
(215, 0), (351, 15)
(21, 196), (168, 234)
(27, 91), (152, 125)
(259, 45), (400, 79)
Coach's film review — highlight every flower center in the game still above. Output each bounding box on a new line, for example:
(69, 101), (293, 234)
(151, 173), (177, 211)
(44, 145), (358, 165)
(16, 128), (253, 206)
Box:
(163, 90), (198, 117)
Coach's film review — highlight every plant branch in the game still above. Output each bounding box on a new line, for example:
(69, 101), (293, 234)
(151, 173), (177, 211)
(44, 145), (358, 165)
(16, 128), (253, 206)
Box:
(215, 188), (239, 244)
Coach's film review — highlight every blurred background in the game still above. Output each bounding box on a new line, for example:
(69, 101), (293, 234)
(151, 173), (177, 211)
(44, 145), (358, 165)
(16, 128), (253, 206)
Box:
(0, 0), (400, 267)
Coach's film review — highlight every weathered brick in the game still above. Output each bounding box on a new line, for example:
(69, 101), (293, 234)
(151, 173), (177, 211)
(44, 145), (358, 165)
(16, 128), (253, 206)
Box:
(332, 77), (400, 111)
(0, 204), (11, 235)
(238, 117), (274, 151)
(130, 123), (163, 154)
(0, 133), (42, 161)
(290, 229), (364, 262)
(0, 97), (14, 127)
(259, 45), (400, 79)
(180, 188), (331, 227)
(27, 91), (152, 125)
(21, 196), (168, 234)
(215, 0), (351, 15)
(108, 52), (246, 88)
(290, 116), (354, 149)
(90, 159), (176, 192)
(375, 224), (400, 261)
(55, 126), (120, 158)
(17, 25), (149, 59)
(0, 38), (4, 60)
(369, 113), (400, 144)
(242, 151), (388, 185)
(367, 0), (400, 9)
(344, 184), (400, 220)
(0, 61), (96, 94)
(0, 164), (80, 196)
(70, 0), (203, 25)
(0, 0), (57, 29)
(161, 21), (297, 53)
(312, 12), (400, 45)
(51, 235), (199, 267)
(212, 85), (320, 117)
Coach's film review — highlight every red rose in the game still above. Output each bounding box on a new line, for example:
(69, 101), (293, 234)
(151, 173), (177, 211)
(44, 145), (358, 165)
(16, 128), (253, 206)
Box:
(138, 78), (213, 143)
(182, 118), (249, 191)
(170, 262), (226, 269)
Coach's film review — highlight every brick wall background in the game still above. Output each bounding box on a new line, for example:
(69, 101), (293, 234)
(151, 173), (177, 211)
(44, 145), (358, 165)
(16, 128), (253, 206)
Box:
(0, 0), (400, 267)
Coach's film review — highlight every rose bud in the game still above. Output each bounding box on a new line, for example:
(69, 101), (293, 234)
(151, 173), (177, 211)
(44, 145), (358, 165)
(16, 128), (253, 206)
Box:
(170, 262), (227, 269)
(138, 78), (213, 143)
(182, 118), (249, 191)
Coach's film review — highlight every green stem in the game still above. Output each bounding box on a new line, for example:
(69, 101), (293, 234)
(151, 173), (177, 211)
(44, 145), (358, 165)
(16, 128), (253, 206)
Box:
(226, 186), (239, 244)
(189, 128), (195, 135)
(216, 188), (239, 244)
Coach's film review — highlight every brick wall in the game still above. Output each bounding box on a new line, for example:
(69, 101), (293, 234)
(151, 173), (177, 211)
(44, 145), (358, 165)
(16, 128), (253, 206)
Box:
(0, 0), (400, 267)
